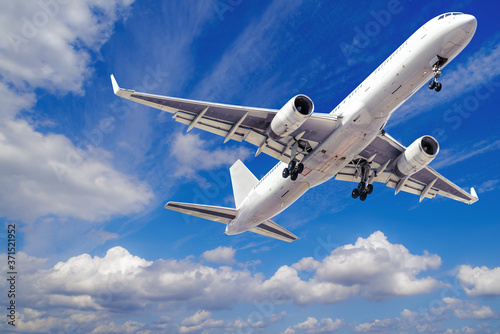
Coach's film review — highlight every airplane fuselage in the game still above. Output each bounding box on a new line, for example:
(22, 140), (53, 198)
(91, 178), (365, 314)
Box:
(226, 13), (477, 235)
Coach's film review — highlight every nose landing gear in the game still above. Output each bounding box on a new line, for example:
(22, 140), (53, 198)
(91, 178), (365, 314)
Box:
(428, 55), (447, 92)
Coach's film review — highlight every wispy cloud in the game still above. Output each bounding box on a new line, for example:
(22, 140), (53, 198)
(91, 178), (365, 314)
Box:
(431, 139), (500, 170)
(389, 34), (500, 127)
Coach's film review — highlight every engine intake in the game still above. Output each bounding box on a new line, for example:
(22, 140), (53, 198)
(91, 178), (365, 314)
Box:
(394, 136), (439, 178)
(267, 95), (314, 140)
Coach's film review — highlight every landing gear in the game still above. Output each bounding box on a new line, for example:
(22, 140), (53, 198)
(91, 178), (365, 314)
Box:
(428, 79), (442, 92)
(282, 159), (304, 181)
(351, 160), (374, 202)
(428, 55), (447, 92)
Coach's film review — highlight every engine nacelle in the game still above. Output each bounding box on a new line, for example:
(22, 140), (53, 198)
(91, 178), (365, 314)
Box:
(394, 136), (439, 178)
(267, 95), (314, 140)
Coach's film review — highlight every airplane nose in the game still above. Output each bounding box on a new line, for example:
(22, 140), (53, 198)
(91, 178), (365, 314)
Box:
(461, 14), (477, 33)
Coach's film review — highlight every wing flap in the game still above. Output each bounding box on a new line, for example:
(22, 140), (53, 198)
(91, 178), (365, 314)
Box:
(165, 202), (237, 224)
(249, 220), (297, 243)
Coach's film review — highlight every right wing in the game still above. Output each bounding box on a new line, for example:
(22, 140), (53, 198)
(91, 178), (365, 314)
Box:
(111, 74), (339, 164)
(335, 132), (478, 204)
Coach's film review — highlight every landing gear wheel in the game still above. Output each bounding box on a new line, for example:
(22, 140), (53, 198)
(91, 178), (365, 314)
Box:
(366, 184), (373, 195)
(288, 160), (296, 171)
(297, 163), (304, 174)
(357, 182), (366, 193)
(360, 191), (368, 201)
(352, 188), (360, 199)
(435, 82), (442, 92)
(428, 80), (436, 90)
(290, 171), (298, 181)
(282, 168), (290, 178)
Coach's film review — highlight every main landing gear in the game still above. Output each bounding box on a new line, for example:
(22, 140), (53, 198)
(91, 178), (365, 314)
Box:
(282, 159), (304, 181)
(428, 55), (447, 92)
(351, 160), (374, 202)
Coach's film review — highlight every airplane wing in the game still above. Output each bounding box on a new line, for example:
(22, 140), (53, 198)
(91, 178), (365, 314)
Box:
(111, 75), (339, 164)
(335, 132), (479, 204)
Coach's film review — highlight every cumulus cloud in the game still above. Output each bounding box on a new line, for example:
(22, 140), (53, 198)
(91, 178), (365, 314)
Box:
(202, 246), (236, 265)
(0, 0), (154, 224)
(457, 265), (500, 297)
(283, 317), (345, 334)
(0, 231), (446, 333)
(314, 231), (443, 299)
(0, 0), (134, 93)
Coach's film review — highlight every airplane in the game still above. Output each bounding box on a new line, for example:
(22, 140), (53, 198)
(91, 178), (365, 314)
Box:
(111, 12), (478, 242)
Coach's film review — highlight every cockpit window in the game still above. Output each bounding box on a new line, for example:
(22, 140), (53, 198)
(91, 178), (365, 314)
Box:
(438, 15), (444, 20)
(445, 13), (451, 17)
(453, 12), (463, 15)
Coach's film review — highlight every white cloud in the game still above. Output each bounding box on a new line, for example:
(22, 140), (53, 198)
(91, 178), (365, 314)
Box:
(354, 298), (497, 333)
(0, 0), (134, 93)
(283, 317), (345, 334)
(0, 232), (446, 332)
(202, 246), (236, 265)
(457, 265), (500, 297)
(0, 0), (154, 224)
(313, 231), (443, 299)
(0, 116), (154, 223)
(169, 132), (251, 179)
(179, 310), (224, 333)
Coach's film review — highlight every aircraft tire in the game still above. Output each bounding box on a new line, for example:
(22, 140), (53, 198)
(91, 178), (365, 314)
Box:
(297, 163), (304, 174)
(282, 168), (290, 178)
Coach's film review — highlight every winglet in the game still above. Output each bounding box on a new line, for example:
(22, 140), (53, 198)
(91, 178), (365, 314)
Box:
(470, 187), (478, 200)
(110, 74), (120, 95)
(110, 74), (135, 97)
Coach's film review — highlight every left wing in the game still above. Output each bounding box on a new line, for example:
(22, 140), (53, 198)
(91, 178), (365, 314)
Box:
(335, 132), (478, 204)
(111, 75), (339, 164)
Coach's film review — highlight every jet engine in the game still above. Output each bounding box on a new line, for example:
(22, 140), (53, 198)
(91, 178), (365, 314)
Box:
(267, 95), (314, 140)
(394, 136), (439, 178)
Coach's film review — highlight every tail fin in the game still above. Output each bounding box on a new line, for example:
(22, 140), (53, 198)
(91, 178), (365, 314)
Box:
(230, 160), (258, 209)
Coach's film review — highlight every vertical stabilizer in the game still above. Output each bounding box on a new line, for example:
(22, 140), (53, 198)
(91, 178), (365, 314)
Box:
(230, 160), (259, 209)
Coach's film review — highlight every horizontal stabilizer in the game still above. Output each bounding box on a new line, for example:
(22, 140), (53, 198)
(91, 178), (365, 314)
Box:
(165, 202), (237, 224)
(250, 220), (297, 242)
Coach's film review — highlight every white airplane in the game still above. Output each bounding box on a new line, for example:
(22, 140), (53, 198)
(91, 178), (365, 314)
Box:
(111, 12), (478, 242)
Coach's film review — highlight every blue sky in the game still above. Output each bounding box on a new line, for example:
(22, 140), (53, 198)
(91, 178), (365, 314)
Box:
(1, 0), (500, 333)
